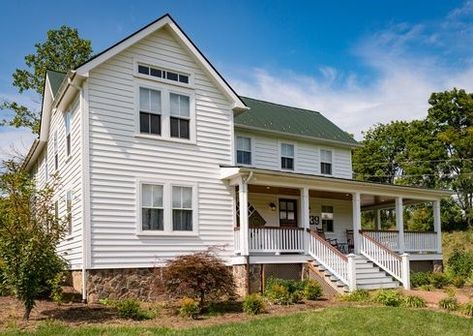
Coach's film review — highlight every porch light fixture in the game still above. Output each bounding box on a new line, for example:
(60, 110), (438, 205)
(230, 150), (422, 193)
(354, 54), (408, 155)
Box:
(269, 202), (277, 211)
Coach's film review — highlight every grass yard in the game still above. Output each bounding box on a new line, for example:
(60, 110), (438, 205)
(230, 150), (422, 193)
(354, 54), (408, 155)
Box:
(2, 307), (472, 336)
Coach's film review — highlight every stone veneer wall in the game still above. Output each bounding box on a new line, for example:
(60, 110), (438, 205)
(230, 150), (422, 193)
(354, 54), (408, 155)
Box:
(87, 268), (165, 303)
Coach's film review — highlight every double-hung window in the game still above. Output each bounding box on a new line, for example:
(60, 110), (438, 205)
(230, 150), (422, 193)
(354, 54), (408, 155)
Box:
(320, 149), (333, 175)
(65, 190), (73, 235)
(141, 184), (164, 231)
(139, 87), (162, 135)
(236, 136), (252, 165)
(172, 186), (193, 231)
(281, 143), (294, 170)
(170, 93), (190, 139)
(64, 111), (71, 157)
(321, 205), (334, 232)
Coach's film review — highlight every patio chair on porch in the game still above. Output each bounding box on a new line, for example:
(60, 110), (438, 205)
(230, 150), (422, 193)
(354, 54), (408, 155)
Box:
(317, 228), (339, 249)
(346, 229), (354, 253)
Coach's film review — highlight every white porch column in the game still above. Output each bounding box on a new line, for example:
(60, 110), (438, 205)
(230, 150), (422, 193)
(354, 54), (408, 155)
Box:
(433, 199), (442, 254)
(376, 209), (382, 230)
(352, 192), (362, 254)
(301, 187), (310, 255)
(395, 197), (405, 254)
(239, 180), (249, 256)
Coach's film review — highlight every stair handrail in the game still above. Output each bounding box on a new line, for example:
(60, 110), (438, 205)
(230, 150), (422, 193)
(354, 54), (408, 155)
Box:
(359, 231), (403, 282)
(307, 229), (350, 286)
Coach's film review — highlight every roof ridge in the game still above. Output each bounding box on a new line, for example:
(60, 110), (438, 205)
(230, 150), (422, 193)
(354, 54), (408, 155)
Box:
(240, 96), (321, 115)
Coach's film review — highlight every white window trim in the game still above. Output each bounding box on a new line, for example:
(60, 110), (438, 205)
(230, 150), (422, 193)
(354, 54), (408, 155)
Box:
(64, 189), (74, 239)
(64, 110), (72, 160)
(134, 80), (196, 144)
(320, 148), (333, 176)
(136, 179), (199, 237)
(279, 141), (296, 171)
(235, 135), (254, 166)
(133, 58), (195, 89)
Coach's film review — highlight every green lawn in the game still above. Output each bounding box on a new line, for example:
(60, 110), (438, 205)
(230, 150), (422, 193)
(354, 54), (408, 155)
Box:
(2, 307), (472, 336)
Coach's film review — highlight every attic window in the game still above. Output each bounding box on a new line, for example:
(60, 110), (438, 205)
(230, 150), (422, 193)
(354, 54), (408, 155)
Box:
(137, 64), (189, 84)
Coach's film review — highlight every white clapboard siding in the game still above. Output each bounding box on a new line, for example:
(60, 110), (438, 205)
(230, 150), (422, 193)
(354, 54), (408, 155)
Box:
(87, 27), (235, 269)
(235, 131), (353, 179)
(33, 95), (84, 270)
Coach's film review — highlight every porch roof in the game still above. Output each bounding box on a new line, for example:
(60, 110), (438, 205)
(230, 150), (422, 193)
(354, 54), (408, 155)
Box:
(220, 166), (452, 202)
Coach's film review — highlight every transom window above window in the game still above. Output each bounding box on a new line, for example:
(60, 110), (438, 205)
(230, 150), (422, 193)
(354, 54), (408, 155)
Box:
(172, 186), (193, 231)
(141, 184), (164, 231)
(320, 149), (333, 175)
(281, 143), (294, 170)
(138, 64), (189, 84)
(236, 136), (252, 165)
(139, 87), (162, 135)
(170, 93), (190, 139)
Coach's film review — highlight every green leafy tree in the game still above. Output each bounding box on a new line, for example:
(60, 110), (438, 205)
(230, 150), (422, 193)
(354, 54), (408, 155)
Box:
(0, 160), (67, 320)
(1, 26), (92, 133)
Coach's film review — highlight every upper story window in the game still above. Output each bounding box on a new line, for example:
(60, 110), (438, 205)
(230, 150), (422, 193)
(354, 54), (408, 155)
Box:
(138, 64), (189, 84)
(53, 131), (58, 170)
(170, 93), (190, 139)
(64, 111), (71, 157)
(281, 143), (294, 170)
(172, 186), (193, 231)
(65, 190), (73, 235)
(139, 87), (162, 135)
(236, 136), (252, 165)
(320, 149), (333, 175)
(141, 184), (164, 231)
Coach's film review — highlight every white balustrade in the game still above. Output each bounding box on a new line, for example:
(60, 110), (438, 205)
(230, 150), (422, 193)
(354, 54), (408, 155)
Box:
(308, 231), (350, 286)
(248, 227), (305, 253)
(363, 230), (438, 253)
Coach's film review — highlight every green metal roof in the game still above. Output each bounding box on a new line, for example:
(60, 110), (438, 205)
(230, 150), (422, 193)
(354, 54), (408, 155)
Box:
(46, 70), (66, 97)
(235, 97), (358, 146)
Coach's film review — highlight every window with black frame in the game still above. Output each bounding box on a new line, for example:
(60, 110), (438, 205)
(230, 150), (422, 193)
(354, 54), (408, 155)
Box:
(321, 205), (334, 232)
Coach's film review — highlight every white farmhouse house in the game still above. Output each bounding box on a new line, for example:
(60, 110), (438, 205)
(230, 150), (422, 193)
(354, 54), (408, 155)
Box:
(24, 14), (450, 302)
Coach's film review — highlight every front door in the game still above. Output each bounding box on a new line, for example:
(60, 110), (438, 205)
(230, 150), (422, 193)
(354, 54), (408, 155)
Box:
(279, 199), (298, 227)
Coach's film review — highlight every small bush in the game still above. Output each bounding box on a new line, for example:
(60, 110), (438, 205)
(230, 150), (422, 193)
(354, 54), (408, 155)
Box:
(461, 302), (473, 317)
(410, 272), (431, 288)
(429, 272), (450, 289)
(450, 275), (465, 288)
(447, 250), (473, 278)
(179, 297), (199, 319)
(163, 251), (235, 307)
(341, 289), (370, 302)
(402, 295), (426, 308)
(373, 290), (403, 307)
(243, 294), (265, 315)
(419, 284), (434, 291)
(48, 272), (66, 304)
(115, 299), (153, 320)
(301, 279), (322, 300)
(264, 278), (303, 305)
(439, 297), (459, 311)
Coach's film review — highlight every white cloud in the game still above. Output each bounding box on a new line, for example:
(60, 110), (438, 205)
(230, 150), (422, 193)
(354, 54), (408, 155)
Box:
(229, 2), (473, 140)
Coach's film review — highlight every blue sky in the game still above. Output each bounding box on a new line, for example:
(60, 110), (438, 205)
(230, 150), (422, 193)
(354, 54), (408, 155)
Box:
(1, 0), (473, 156)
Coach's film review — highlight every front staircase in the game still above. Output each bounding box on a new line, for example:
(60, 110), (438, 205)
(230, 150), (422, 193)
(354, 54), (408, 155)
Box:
(307, 229), (406, 293)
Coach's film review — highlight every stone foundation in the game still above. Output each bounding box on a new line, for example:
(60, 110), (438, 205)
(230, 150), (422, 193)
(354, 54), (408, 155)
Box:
(87, 268), (165, 303)
(71, 271), (83, 293)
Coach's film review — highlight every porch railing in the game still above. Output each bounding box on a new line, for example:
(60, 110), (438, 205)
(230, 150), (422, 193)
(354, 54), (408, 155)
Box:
(360, 231), (403, 283)
(362, 230), (438, 253)
(248, 227), (304, 253)
(308, 230), (350, 287)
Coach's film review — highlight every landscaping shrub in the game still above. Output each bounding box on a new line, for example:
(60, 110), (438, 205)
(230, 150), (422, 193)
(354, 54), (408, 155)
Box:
(410, 272), (431, 288)
(451, 275), (465, 288)
(340, 289), (370, 302)
(114, 298), (153, 320)
(163, 251), (235, 307)
(402, 295), (426, 308)
(243, 294), (265, 315)
(419, 284), (434, 291)
(264, 278), (303, 305)
(461, 301), (473, 317)
(446, 249), (473, 278)
(0, 262), (11, 296)
(429, 272), (450, 289)
(179, 297), (199, 319)
(373, 290), (403, 307)
(301, 279), (322, 300)
(439, 297), (459, 311)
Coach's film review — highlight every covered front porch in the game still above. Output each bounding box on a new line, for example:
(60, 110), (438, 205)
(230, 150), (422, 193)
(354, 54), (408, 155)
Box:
(222, 167), (450, 290)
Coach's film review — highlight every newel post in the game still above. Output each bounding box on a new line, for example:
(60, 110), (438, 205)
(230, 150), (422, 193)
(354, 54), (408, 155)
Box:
(347, 254), (357, 292)
(401, 253), (410, 290)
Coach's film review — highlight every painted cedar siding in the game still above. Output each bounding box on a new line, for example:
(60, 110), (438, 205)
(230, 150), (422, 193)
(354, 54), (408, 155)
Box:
(33, 95), (83, 270)
(235, 131), (353, 179)
(87, 27), (234, 269)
